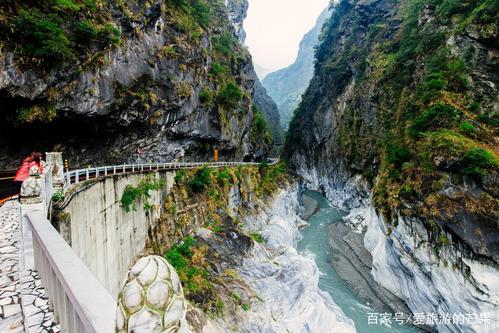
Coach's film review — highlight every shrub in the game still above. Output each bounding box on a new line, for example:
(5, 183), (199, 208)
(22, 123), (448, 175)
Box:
(216, 168), (231, 186)
(74, 20), (99, 43)
(459, 121), (476, 135)
(250, 233), (264, 243)
(121, 185), (142, 212)
(52, 0), (81, 11)
(478, 113), (499, 127)
(461, 148), (498, 176)
(199, 89), (212, 105)
(190, 0), (211, 27)
(251, 106), (272, 145)
(97, 23), (121, 45)
(165, 236), (196, 271)
(13, 9), (73, 60)
(212, 32), (235, 56)
(210, 62), (228, 77)
(121, 178), (164, 212)
(422, 72), (446, 101)
(468, 101), (480, 112)
(252, 107), (268, 133)
(17, 105), (58, 124)
(257, 162), (287, 197)
(52, 190), (64, 203)
(446, 59), (468, 89)
(410, 103), (458, 136)
(387, 143), (412, 167)
(174, 170), (187, 183)
(189, 166), (212, 192)
(217, 82), (242, 108)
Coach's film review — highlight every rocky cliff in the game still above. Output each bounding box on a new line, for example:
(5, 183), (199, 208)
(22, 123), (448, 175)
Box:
(262, 9), (330, 128)
(286, 0), (498, 332)
(226, 0), (282, 145)
(0, 0), (277, 168)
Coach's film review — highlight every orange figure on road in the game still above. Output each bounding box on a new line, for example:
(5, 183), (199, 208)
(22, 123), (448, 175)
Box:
(213, 147), (219, 162)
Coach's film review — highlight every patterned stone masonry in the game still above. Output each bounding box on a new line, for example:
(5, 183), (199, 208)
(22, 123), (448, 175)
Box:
(0, 201), (60, 333)
(0, 202), (25, 333)
(117, 255), (188, 333)
(20, 269), (60, 333)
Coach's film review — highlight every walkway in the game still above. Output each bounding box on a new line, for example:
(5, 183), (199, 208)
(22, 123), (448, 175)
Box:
(0, 159), (278, 331)
(0, 200), (60, 333)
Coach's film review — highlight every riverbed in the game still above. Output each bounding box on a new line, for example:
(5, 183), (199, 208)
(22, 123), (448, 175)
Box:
(298, 191), (421, 333)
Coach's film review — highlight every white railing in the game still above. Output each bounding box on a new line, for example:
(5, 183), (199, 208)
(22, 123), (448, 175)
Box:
(19, 157), (278, 333)
(64, 159), (279, 187)
(26, 209), (115, 333)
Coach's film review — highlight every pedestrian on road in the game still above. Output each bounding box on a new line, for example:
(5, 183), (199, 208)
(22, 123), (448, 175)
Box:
(135, 145), (142, 163)
(13, 152), (34, 193)
(29, 152), (44, 174)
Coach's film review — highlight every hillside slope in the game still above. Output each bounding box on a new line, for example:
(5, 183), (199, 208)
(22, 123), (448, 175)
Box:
(286, 0), (498, 332)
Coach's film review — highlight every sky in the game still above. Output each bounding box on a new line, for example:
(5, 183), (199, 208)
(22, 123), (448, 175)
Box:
(245, 0), (330, 72)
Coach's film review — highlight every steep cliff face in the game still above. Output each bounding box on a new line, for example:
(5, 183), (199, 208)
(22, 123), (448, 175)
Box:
(286, 0), (498, 331)
(225, 0), (282, 146)
(262, 9), (330, 128)
(0, 0), (274, 168)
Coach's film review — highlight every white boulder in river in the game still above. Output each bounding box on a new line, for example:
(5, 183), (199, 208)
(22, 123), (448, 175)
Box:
(116, 255), (188, 333)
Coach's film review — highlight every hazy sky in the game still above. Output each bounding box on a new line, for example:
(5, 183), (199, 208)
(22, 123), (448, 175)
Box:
(245, 0), (330, 72)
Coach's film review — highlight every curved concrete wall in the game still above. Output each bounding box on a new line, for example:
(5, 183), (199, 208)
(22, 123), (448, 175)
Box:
(61, 171), (175, 296)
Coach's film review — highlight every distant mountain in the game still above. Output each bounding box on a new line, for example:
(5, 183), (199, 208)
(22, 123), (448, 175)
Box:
(262, 9), (331, 129)
(253, 63), (273, 80)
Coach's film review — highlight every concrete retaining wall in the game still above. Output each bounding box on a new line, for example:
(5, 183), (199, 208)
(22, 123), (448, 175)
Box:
(61, 171), (175, 297)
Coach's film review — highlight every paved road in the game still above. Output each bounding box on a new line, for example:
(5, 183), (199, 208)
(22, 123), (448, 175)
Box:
(0, 201), (60, 333)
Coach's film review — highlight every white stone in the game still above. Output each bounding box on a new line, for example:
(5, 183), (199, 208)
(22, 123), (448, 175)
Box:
(116, 305), (126, 331)
(127, 308), (161, 333)
(123, 279), (144, 314)
(131, 257), (150, 277)
(146, 280), (170, 308)
(3, 304), (21, 317)
(137, 259), (158, 286)
(156, 258), (170, 281)
(163, 296), (186, 330)
(117, 255), (187, 332)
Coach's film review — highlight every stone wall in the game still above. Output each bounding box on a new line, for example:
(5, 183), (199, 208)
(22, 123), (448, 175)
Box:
(60, 171), (176, 297)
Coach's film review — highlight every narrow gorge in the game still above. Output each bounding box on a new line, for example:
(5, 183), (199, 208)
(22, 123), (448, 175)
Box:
(0, 1), (497, 333)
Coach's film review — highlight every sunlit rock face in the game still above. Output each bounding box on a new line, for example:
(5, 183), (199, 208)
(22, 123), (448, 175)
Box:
(116, 256), (188, 333)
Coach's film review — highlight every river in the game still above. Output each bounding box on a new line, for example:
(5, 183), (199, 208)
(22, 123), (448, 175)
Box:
(298, 191), (421, 333)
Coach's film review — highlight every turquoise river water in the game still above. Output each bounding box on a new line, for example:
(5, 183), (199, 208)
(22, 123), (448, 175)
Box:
(298, 191), (421, 333)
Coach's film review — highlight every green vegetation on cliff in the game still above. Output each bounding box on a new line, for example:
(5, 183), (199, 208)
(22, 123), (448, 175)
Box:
(286, 0), (498, 251)
(151, 164), (288, 316)
(0, 0), (120, 62)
